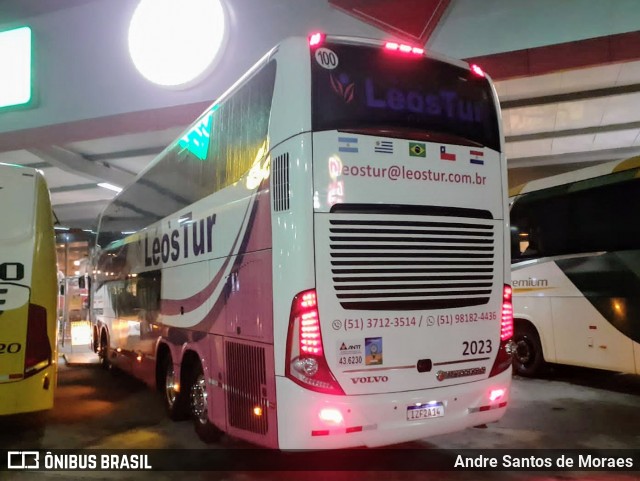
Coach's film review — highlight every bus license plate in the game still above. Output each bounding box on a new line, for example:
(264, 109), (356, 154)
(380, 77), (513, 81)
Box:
(406, 403), (444, 421)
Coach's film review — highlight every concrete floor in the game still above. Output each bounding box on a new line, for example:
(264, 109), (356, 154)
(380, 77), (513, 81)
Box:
(1, 353), (639, 481)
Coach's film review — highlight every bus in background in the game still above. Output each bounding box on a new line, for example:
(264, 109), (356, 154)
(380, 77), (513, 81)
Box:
(510, 156), (640, 376)
(0, 163), (58, 416)
(92, 34), (512, 449)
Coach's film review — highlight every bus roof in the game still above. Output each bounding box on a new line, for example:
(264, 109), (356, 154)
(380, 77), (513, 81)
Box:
(509, 155), (640, 198)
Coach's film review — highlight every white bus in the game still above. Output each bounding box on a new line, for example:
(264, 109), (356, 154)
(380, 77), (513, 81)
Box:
(0, 163), (58, 416)
(92, 34), (512, 449)
(510, 156), (640, 376)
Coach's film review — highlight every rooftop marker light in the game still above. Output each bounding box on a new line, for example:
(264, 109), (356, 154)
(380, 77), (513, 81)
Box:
(470, 64), (486, 78)
(385, 41), (424, 56)
(309, 32), (324, 46)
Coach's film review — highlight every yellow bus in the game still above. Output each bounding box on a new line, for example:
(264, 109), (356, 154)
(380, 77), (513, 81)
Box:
(0, 163), (58, 415)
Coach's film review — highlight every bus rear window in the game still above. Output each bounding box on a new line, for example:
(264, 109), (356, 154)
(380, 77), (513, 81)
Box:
(311, 43), (501, 152)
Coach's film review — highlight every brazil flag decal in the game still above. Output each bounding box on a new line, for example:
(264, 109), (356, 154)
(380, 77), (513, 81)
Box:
(555, 250), (640, 343)
(409, 142), (426, 158)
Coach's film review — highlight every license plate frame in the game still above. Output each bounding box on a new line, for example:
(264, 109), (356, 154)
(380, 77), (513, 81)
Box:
(406, 402), (445, 421)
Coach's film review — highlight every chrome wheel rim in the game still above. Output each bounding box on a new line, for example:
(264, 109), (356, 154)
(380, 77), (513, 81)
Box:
(191, 373), (208, 425)
(165, 364), (178, 407)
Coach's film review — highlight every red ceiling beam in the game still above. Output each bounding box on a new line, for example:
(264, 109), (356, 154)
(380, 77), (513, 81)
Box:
(329, 0), (451, 44)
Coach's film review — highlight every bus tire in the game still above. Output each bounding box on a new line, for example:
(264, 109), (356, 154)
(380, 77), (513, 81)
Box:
(162, 355), (189, 421)
(92, 327), (99, 353)
(188, 362), (222, 444)
(513, 323), (544, 377)
(99, 331), (110, 370)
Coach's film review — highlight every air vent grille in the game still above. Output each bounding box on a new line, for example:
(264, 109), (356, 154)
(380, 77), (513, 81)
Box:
(328, 208), (496, 310)
(226, 341), (268, 435)
(272, 153), (290, 212)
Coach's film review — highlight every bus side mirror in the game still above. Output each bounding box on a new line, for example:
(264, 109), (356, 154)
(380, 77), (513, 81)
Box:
(79, 277), (85, 289)
(60, 285), (65, 295)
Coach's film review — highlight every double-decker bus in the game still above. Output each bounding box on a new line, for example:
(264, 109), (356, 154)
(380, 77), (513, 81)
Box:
(510, 156), (640, 376)
(92, 34), (512, 449)
(0, 163), (58, 416)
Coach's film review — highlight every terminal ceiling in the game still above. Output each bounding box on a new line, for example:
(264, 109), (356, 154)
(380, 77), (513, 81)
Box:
(0, 0), (639, 230)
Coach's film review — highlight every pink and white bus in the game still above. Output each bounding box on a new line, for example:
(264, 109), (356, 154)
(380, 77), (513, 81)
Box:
(92, 34), (513, 449)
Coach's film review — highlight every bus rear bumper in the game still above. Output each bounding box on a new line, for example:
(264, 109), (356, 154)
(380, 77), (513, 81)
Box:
(0, 367), (55, 416)
(275, 368), (511, 450)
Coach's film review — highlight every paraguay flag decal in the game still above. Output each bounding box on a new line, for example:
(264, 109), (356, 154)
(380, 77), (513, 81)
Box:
(470, 150), (484, 165)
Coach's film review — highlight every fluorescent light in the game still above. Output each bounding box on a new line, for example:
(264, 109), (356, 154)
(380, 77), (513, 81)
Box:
(98, 182), (123, 193)
(0, 26), (32, 109)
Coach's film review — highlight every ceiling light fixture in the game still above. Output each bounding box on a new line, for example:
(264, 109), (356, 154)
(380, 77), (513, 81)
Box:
(128, 0), (227, 87)
(98, 183), (123, 193)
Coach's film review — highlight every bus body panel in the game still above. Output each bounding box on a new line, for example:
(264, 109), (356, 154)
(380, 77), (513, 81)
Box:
(275, 368), (510, 449)
(312, 132), (506, 394)
(271, 133), (315, 378)
(311, 132), (503, 217)
(314, 213), (505, 394)
(0, 168), (57, 415)
(513, 257), (637, 374)
(93, 35), (509, 448)
(268, 39), (312, 149)
(93, 139), (277, 444)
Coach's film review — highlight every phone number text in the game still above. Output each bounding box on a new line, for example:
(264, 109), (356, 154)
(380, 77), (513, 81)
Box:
(336, 311), (498, 332)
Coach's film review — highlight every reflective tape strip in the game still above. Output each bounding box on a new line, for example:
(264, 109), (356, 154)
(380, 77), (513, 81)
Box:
(468, 401), (507, 413)
(311, 424), (377, 436)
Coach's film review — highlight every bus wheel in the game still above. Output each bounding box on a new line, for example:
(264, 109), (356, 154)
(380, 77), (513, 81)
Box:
(162, 356), (188, 421)
(189, 362), (222, 444)
(99, 331), (110, 370)
(513, 324), (544, 377)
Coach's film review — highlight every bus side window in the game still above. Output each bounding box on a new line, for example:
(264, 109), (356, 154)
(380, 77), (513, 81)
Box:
(510, 205), (537, 260)
(522, 225), (539, 257)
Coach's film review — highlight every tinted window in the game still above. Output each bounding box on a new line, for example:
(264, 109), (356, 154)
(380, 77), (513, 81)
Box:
(511, 176), (640, 262)
(312, 43), (500, 151)
(98, 61), (276, 248)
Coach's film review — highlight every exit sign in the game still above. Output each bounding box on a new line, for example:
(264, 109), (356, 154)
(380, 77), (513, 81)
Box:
(0, 26), (32, 110)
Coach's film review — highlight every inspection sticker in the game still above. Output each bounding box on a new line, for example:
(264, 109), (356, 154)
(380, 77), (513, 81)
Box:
(337, 340), (364, 367)
(365, 337), (383, 365)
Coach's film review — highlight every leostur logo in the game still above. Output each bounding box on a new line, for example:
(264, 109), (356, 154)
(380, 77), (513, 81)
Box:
(330, 73), (355, 103)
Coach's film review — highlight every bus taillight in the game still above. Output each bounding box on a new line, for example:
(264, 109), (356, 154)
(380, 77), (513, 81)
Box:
(489, 285), (515, 377)
(24, 303), (52, 377)
(286, 289), (344, 395)
(299, 291), (322, 355)
(501, 285), (514, 341)
(309, 32), (324, 47)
